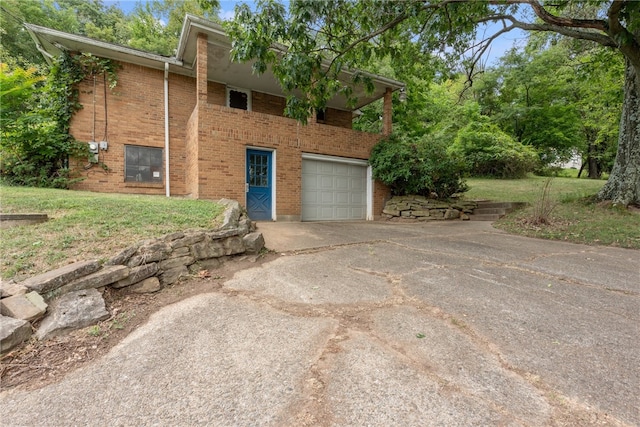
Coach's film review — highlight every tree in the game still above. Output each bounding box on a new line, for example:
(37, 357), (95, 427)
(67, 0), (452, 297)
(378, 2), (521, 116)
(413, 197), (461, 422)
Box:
(475, 47), (584, 167)
(0, 62), (82, 188)
(0, 54), (117, 188)
(0, 0), (131, 67)
(128, 0), (220, 55)
(227, 0), (640, 206)
(472, 42), (623, 175)
(573, 47), (624, 178)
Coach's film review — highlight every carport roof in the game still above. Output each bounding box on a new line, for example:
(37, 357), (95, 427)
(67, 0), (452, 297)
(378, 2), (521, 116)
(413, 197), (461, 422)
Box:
(25, 15), (405, 111)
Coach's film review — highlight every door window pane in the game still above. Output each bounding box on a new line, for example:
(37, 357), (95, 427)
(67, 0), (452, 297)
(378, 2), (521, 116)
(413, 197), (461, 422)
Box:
(249, 153), (269, 187)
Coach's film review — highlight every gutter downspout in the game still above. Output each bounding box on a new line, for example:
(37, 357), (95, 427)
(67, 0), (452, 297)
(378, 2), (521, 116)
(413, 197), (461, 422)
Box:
(35, 43), (55, 64)
(164, 62), (170, 197)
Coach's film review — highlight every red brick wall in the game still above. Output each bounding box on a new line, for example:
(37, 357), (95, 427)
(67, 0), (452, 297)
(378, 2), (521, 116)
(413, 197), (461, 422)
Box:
(195, 103), (384, 216)
(252, 91), (285, 117)
(323, 108), (352, 129)
(207, 81), (226, 106)
(70, 62), (195, 196)
(68, 51), (390, 218)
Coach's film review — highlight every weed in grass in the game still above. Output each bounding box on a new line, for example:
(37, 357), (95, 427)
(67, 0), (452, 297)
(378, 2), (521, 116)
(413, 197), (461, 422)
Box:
(59, 235), (76, 249)
(530, 178), (557, 225)
(467, 175), (639, 248)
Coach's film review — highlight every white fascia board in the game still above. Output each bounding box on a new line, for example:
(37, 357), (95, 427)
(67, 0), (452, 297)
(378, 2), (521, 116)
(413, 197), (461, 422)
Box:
(24, 23), (183, 69)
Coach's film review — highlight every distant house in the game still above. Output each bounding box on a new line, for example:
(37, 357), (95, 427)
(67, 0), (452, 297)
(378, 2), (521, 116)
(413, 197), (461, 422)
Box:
(26, 15), (404, 221)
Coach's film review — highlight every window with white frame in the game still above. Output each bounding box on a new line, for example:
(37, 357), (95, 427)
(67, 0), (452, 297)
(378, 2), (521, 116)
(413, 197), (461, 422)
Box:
(125, 145), (163, 183)
(227, 87), (251, 111)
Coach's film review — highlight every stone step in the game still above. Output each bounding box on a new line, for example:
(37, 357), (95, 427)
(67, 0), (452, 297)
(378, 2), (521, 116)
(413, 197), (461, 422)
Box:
(468, 213), (503, 221)
(468, 201), (527, 221)
(475, 202), (515, 209)
(473, 208), (507, 215)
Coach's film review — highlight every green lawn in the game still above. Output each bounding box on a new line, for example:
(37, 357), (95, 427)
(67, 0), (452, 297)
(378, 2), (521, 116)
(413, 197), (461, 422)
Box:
(1, 177), (637, 280)
(0, 186), (224, 280)
(463, 175), (640, 249)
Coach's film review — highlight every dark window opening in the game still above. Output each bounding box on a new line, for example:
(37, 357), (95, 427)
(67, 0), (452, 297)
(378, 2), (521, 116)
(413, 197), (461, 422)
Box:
(229, 89), (249, 110)
(125, 145), (163, 183)
(316, 108), (326, 123)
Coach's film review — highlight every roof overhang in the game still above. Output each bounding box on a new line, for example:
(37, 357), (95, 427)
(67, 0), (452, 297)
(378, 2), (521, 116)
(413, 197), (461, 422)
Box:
(24, 23), (185, 75)
(26, 16), (404, 111)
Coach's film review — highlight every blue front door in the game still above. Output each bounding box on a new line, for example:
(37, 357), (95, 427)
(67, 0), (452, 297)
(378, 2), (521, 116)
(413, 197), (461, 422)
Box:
(246, 149), (272, 221)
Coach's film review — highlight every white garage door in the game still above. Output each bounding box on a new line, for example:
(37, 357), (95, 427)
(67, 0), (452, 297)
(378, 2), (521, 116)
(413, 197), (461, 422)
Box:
(302, 157), (367, 221)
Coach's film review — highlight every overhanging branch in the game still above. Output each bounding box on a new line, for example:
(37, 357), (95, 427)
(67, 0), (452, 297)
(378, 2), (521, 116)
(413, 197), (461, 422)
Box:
(523, 0), (608, 31)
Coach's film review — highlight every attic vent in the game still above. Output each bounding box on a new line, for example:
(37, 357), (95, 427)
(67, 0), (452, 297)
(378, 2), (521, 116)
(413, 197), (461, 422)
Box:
(228, 88), (250, 110)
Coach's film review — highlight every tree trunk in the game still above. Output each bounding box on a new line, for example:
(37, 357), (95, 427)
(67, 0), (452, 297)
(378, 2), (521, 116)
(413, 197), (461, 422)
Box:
(587, 142), (601, 179)
(597, 59), (640, 206)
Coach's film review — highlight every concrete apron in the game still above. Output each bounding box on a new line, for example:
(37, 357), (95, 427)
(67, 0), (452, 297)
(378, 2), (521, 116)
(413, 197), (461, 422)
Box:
(1, 221), (638, 426)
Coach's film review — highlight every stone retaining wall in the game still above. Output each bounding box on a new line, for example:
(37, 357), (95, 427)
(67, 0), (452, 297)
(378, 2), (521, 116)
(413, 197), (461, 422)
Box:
(0, 200), (264, 353)
(382, 195), (478, 220)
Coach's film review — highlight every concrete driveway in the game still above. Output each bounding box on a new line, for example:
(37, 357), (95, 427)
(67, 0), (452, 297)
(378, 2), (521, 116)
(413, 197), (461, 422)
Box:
(1, 221), (638, 426)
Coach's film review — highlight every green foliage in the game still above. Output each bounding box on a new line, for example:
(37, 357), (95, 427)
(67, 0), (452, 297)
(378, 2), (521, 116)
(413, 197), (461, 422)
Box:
(472, 37), (623, 176)
(0, 54), (118, 188)
(129, 0), (220, 55)
(369, 134), (468, 199)
(0, 0), (132, 67)
(0, 0), (220, 66)
(0, 64), (44, 124)
(449, 121), (539, 178)
(225, 0), (483, 122)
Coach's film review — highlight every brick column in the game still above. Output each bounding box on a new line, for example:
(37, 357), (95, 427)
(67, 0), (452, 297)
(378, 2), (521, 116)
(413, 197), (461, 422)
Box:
(197, 33), (208, 104)
(382, 87), (392, 136)
(194, 32), (208, 199)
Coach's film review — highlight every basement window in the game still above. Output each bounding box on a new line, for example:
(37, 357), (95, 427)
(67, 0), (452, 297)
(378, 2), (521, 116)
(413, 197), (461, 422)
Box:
(125, 145), (163, 183)
(227, 87), (251, 111)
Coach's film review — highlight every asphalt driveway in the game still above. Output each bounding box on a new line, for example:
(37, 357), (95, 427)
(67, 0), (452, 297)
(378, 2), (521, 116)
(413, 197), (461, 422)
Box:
(1, 221), (638, 426)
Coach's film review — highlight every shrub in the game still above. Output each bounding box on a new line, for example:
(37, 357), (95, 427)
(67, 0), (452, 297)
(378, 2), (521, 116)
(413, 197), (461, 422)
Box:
(369, 133), (468, 199)
(449, 121), (538, 178)
(0, 54), (117, 189)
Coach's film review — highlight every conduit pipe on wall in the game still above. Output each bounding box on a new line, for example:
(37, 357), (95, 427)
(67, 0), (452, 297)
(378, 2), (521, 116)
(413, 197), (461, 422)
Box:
(164, 62), (170, 197)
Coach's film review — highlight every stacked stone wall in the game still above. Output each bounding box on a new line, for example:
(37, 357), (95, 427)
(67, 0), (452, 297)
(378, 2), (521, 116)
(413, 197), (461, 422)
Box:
(382, 196), (478, 221)
(0, 201), (264, 353)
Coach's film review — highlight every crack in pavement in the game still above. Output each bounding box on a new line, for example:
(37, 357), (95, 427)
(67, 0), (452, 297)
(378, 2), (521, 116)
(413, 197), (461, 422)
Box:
(216, 241), (634, 426)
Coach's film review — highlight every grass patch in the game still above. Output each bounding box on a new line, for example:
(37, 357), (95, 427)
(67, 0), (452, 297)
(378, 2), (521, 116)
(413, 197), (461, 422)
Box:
(463, 174), (640, 249)
(464, 174), (606, 204)
(0, 186), (225, 279)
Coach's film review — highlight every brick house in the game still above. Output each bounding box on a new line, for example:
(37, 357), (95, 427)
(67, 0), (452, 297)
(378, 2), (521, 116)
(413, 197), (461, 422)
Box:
(26, 15), (404, 221)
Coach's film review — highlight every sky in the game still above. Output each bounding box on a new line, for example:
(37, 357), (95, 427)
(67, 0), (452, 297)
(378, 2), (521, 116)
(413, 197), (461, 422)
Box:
(103, 0), (527, 65)
(102, 0), (242, 19)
